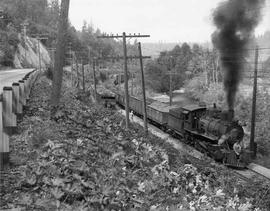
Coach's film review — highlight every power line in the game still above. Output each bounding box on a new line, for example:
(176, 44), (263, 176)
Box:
(97, 33), (150, 39)
(98, 32), (150, 129)
(96, 55), (151, 60)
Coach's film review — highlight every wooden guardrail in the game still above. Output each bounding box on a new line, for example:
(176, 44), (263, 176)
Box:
(0, 69), (40, 169)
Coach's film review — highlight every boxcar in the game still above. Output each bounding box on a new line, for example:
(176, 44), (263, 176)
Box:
(147, 103), (169, 126)
(168, 107), (185, 135)
(147, 102), (181, 127)
(129, 96), (143, 115)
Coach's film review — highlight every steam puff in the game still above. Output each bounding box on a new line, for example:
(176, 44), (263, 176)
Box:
(212, 0), (265, 109)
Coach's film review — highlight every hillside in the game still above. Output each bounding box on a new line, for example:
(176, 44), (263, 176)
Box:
(13, 35), (51, 69)
(0, 34), (51, 70)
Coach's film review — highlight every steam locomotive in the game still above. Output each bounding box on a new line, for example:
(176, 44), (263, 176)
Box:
(111, 93), (251, 168)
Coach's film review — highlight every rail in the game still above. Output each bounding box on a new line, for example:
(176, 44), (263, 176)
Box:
(0, 68), (41, 168)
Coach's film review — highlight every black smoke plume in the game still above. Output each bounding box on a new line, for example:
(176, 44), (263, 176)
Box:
(212, 0), (265, 109)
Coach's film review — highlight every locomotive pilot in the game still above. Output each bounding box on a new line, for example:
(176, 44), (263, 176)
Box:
(233, 140), (242, 158)
(230, 129), (243, 158)
(218, 129), (243, 158)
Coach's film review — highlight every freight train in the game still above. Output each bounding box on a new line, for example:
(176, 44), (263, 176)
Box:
(101, 92), (251, 168)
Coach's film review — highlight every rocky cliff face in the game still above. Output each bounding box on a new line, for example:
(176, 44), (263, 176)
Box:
(13, 34), (51, 69)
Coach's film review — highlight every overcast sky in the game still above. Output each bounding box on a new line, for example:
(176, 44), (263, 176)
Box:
(69, 0), (270, 43)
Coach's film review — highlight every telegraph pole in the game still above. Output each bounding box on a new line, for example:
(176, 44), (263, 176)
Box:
(75, 54), (79, 88)
(31, 35), (48, 70)
(250, 46), (259, 158)
(88, 47), (97, 100)
(21, 21), (29, 65)
(81, 58), (85, 92)
(131, 72), (134, 95)
(70, 49), (74, 85)
(119, 73), (121, 91)
(122, 32), (130, 128)
(97, 33), (150, 129)
(38, 39), (41, 71)
(138, 42), (148, 134)
(169, 56), (173, 106)
(68, 42), (72, 64)
(93, 58), (97, 101)
(169, 73), (173, 106)
(71, 52), (76, 86)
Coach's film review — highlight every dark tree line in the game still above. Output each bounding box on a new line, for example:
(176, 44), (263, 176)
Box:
(145, 43), (221, 93)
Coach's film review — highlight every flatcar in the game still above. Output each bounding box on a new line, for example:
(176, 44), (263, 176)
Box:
(115, 93), (251, 168)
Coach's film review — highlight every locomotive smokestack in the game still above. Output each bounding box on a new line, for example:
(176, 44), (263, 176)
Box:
(212, 0), (265, 110)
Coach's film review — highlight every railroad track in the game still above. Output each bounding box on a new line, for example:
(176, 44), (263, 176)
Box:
(117, 108), (270, 183)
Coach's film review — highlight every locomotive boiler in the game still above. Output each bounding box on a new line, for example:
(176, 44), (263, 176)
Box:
(198, 108), (244, 146)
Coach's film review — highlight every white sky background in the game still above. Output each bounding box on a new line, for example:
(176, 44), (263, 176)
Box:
(69, 0), (270, 43)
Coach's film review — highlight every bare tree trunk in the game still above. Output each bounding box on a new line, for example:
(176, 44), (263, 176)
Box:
(76, 57), (79, 88)
(50, 0), (70, 106)
(82, 62), (85, 92)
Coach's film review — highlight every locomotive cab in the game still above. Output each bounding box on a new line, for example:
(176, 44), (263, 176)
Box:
(168, 104), (206, 136)
(181, 104), (207, 131)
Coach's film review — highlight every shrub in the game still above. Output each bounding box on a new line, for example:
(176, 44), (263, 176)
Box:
(0, 44), (14, 67)
(202, 83), (225, 107)
(145, 60), (184, 93)
(184, 73), (208, 101)
(7, 31), (20, 47)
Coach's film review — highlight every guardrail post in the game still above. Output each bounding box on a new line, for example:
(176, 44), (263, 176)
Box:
(31, 71), (37, 86)
(12, 83), (23, 115)
(29, 71), (35, 88)
(23, 77), (30, 100)
(0, 68), (38, 169)
(3, 87), (16, 127)
(19, 80), (26, 106)
(0, 99), (10, 168)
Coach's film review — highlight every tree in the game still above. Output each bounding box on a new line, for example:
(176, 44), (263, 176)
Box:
(50, 0), (70, 106)
(145, 60), (169, 92)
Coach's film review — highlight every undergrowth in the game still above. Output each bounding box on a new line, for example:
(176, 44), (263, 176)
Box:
(0, 73), (269, 211)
